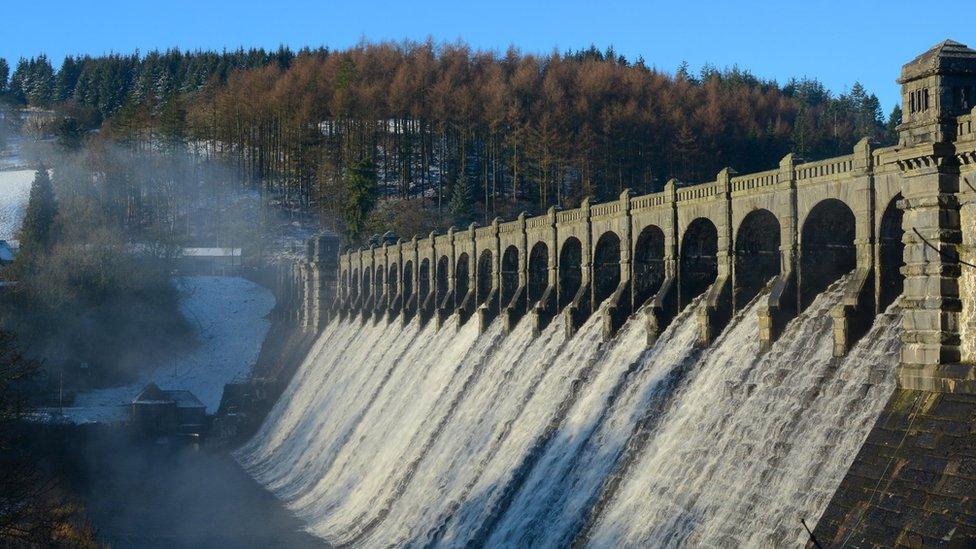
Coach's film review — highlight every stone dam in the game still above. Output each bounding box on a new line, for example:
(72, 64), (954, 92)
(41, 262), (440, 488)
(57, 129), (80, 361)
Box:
(254, 40), (976, 547)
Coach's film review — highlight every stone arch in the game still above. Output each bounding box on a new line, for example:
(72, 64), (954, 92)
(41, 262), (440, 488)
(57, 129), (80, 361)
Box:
(375, 267), (384, 299)
(734, 209), (781, 308)
(633, 225), (666, 308)
(477, 249), (493, 306)
(528, 242), (549, 306)
(403, 260), (414, 304)
(419, 259), (431, 303)
(436, 256), (450, 304)
(559, 237), (583, 309)
(800, 198), (856, 310)
(386, 264), (397, 296)
(593, 231), (621, 307)
(363, 267), (372, 297)
(680, 218), (718, 305)
(879, 194), (905, 312)
(456, 253), (470, 302)
(501, 245), (520, 307)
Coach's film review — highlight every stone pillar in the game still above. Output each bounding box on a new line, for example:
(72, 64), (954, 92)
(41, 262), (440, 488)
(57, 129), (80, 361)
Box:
(565, 197), (593, 337)
(699, 168), (735, 345)
(503, 214), (529, 332)
(898, 144), (968, 391)
(602, 189), (634, 340)
(647, 179), (680, 345)
(457, 224), (478, 327)
(419, 231), (438, 327)
(435, 227), (457, 329)
(531, 207), (559, 336)
(759, 153), (799, 351)
(477, 219), (502, 333)
(830, 138), (877, 357)
(386, 242), (403, 323)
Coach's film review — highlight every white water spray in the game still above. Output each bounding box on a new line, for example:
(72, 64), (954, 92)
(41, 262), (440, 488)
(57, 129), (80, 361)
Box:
(240, 276), (902, 548)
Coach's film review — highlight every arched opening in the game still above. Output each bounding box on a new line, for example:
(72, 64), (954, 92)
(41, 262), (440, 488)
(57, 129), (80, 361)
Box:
(559, 237), (583, 309)
(477, 250), (493, 306)
(501, 245), (519, 307)
(403, 261), (414, 304)
(734, 209), (781, 308)
(633, 225), (665, 308)
(680, 218), (718, 305)
(800, 199), (856, 310)
(341, 271), (349, 299)
(363, 267), (373, 300)
(419, 259), (431, 304)
(352, 268), (360, 300)
(375, 268), (384, 301)
(879, 194), (905, 311)
(593, 231), (621, 307)
(436, 256), (450, 304)
(528, 242), (549, 306)
(387, 264), (397, 297)
(456, 253), (470, 301)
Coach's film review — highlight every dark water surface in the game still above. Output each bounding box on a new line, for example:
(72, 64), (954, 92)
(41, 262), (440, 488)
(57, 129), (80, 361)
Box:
(75, 430), (323, 548)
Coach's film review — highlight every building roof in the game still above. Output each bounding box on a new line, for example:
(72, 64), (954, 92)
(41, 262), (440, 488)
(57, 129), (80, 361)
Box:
(0, 240), (15, 262)
(163, 390), (206, 409)
(132, 382), (205, 409)
(182, 247), (242, 258)
(132, 382), (171, 404)
(900, 39), (976, 82)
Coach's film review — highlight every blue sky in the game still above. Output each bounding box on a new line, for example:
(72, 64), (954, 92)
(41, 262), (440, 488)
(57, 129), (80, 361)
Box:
(2, 0), (971, 111)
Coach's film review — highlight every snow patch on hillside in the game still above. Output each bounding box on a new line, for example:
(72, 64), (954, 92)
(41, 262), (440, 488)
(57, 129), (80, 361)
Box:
(53, 276), (276, 423)
(0, 169), (34, 239)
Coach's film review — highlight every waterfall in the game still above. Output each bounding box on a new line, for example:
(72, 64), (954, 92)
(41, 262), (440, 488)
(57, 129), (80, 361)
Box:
(239, 277), (902, 548)
(585, 278), (900, 547)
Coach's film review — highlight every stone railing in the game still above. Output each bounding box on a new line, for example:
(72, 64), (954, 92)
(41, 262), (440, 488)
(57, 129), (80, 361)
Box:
(631, 191), (669, 211)
(959, 108), (976, 139)
(731, 169), (778, 193)
(590, 202), (620, 217)
(796, 155), (854, 181)
(676, 181), (719, 201)
(557, 207), (585, 224)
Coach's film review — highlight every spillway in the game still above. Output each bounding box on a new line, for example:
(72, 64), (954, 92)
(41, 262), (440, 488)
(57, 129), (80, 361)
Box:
(237, 278), (902, 547)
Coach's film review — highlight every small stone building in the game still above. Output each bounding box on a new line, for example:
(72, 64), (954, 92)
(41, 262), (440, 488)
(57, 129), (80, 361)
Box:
(130, 382), (207, 436)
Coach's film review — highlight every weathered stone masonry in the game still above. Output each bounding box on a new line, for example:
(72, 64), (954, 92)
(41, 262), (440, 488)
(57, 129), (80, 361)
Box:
(292, 40), (976, 546)
(328, 41), (976, 399)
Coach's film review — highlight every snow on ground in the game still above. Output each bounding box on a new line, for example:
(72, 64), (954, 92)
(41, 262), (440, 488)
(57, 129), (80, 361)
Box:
(0, 169), (34, 239)
(49, 276), (276, 423)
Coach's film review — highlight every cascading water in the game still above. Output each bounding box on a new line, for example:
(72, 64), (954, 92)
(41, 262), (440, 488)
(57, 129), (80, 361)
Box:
(239, 275), (903, 548)
(585, 278), (900, 547)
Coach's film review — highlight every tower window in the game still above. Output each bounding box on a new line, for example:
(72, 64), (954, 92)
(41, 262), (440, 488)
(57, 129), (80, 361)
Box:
(923, 88), (930, 111)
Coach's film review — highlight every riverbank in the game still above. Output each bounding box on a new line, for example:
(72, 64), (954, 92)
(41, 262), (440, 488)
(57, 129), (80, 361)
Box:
(27, 424), (324, 548)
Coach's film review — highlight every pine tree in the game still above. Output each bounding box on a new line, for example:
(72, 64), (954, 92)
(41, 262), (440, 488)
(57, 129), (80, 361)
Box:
(16, 167), (58, 260)
(343, 158), (377, 242)
(886, 104), (903, 144)
(449, 169), (474, 224)
(0, 59), (8, 94)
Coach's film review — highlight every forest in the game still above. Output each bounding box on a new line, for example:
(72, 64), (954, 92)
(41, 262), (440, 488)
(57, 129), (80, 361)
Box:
(0, 40), (898, 243)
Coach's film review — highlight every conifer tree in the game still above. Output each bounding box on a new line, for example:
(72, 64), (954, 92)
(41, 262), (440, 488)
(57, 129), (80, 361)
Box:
(16, 167), (58, 262)
(343, 158), (377, 241)
(0, 59), (8, 95)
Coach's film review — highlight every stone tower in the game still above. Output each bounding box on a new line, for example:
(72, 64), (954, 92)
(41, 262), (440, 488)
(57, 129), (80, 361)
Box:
(897, 40), (976, 391)
(898, 40), (976, 146)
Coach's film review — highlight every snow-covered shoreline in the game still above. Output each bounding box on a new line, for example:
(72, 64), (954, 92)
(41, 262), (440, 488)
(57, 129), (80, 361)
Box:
(38, 276), (276, 423)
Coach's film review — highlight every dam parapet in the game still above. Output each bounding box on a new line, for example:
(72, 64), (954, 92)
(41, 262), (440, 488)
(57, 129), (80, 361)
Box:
(333, 41), (976, 397)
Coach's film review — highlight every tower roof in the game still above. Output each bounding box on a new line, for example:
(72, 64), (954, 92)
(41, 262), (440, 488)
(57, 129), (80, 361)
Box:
(900, 39), (976, 83)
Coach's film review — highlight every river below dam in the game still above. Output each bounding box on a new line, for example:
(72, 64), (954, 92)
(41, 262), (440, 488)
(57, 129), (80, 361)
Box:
(237, 277), (902, 547)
